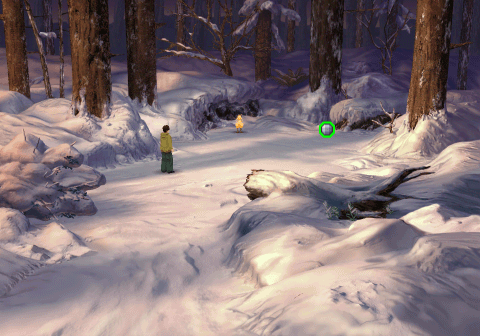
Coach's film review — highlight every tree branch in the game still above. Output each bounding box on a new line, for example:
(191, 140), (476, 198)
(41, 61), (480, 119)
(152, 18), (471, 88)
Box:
(450, 41), (472, 49)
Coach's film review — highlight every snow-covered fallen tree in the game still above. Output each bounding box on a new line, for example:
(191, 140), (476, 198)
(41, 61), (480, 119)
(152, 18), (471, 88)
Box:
(0, 132), (106, 220)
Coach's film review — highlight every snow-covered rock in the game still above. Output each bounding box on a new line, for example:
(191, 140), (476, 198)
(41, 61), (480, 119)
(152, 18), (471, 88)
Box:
(330, 93), (408, 128)
(0, 208), (30, 242)
(0, 133), (105, 220)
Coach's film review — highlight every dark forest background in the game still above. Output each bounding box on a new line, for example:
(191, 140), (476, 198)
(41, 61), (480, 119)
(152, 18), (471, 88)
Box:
(1, 0), (480, 58)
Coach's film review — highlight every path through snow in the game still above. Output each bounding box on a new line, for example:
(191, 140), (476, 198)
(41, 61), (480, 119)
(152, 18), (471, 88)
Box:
(0, 120), (377, 335)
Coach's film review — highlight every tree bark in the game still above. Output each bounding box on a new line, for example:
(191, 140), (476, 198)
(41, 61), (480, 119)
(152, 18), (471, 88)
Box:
(309, 0), (344, 93)
(286, 0), (295, 53)
(255, 9), (272, 81)
(176, 0), (186, 50)
(406, 0), (454, 130)
(125, 0), (158, 107)
(68, 0), (112, 118)
(355, 0), (365, 48)
(1, 0), (30, 97)
(24, 0), (53, 98)
(456, 0), (474, 90)
(58, 0), (64, 97)
(43, 0), (54, 54)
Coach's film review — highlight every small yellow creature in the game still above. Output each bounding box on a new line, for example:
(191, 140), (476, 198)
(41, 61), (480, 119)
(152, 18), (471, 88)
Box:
(235, 114), (243, 133)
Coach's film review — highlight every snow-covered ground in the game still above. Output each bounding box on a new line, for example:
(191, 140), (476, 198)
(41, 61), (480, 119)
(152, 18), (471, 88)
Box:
(1, 47), (480, 335)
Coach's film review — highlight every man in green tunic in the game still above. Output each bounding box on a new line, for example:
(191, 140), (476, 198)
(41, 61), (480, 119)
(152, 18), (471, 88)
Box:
(160, 125), (175, 173)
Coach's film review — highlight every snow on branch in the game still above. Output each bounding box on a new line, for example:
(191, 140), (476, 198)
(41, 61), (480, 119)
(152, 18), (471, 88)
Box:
(39, 32), (57, 39)
(371, 102), (400, 133)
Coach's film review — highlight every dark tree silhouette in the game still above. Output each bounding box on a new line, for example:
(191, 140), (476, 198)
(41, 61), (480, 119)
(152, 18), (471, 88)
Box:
(1, 0), (30, 97)
(125, 0), (158, 107)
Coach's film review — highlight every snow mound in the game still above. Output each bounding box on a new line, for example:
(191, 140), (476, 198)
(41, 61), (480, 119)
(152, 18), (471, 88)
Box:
(0, 133), (105, 220)
(342, 73), (406, 99)
(285, 78), (342, 125)
(330, 93), (408, 128)
(0, 208), (30, 242)
(363, 109), (480, 158)
(399, 233), (480, 273)
(0, 91), (33, 114)
(402, 204), (480, 233)
(0, 247), (42, 297)
(226, 216), (422, 287)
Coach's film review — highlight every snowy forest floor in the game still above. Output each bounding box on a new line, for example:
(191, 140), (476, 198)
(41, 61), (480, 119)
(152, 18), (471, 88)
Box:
(1, 48), (480, 335)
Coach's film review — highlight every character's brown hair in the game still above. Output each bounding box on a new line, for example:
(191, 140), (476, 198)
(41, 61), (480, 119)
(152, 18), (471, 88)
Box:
(162, 125), (170, 132)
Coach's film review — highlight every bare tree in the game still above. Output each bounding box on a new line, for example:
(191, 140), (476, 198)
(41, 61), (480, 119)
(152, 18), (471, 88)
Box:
(1, 0), (30, 97)
(160, 0), (259, 77)
(24, 0), (53, 98)
(348, 1), (415, 75)
(310, 0), (344, 93)
(371, 102), (399, 133)
(286, 0), (296, 53)
(355, 0), (365, 48)
(406, 0), (454, 130)
(43, 0), (54, 54)
(58, 0), (65, 98)
(125, 0), (158, 107)
(68, 0), (112, 118)
(456, 0), (474, 90)
(176, 0), (186, 50)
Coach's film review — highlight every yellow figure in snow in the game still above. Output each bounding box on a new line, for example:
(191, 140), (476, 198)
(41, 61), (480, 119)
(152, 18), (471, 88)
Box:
(235, 114), (244, 133)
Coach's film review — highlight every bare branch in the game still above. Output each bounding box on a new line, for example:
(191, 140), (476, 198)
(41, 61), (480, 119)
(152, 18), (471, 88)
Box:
(450, 41), (472, 49)
(33, 137), (40, 153)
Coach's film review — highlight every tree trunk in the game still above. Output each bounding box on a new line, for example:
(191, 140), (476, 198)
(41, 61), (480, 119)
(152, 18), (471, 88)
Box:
(43, 0), (54, 54)
(68, 0), (112, 118)
(125, 0), (158, 107)
(309, 0), (344, 93)
(255, 9), (272, 81)
(385, 0), (399, 52)
(456, 0), (474, 90)
(355, 0), (365, 48)
(24, 0), (53, 98)
(176, 0), (186, 50)
(1, 0), (30, 97)
(58, 0), (64, 97)
(286, 0), (295, 53)
(406, 0), (454, 130)
(297, 0), (307, 49)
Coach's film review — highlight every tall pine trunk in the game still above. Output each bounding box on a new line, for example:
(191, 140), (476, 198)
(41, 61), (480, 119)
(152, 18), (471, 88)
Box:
(406, 0), (454, 130)
(286, 0), (296, 53)
(125, 0), (158, 107)
(176, 0), (186, 50)
(355, 0), (365, 48)
(255, 9), (272, 81)
(310, 0), (344, 93)
(456, 0), (474, 90)
(68, 0), (112, 118)
(1, 0), (30, 97)
(43, 0), (54, 54)
(58, 0), (64, 97)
